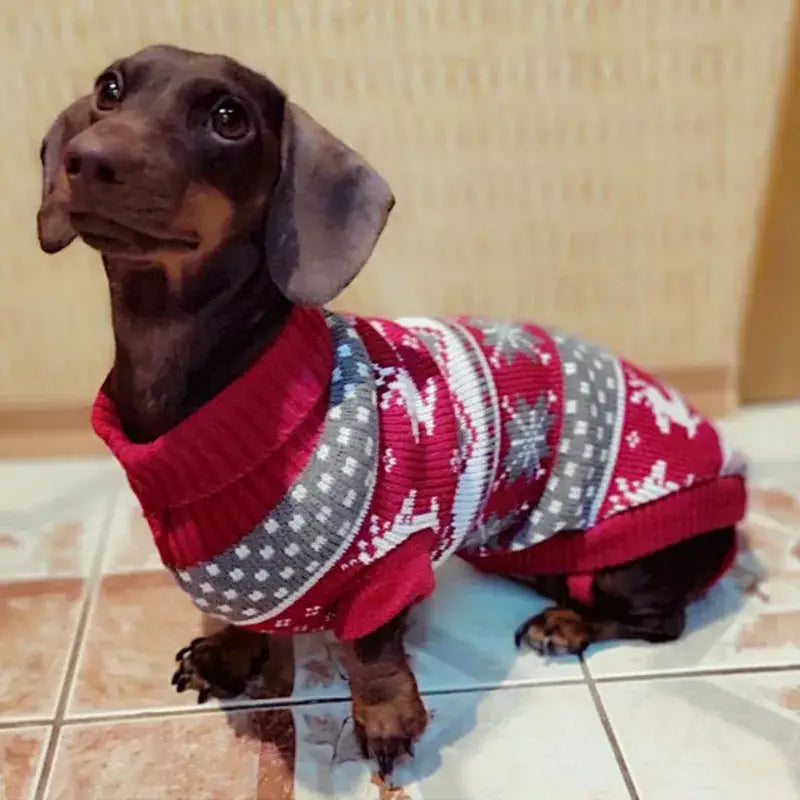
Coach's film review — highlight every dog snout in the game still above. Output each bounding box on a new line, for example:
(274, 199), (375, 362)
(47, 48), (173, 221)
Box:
(63, 134), (138, 188)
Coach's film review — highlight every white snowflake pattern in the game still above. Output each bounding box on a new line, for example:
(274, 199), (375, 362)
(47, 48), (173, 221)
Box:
(464, 508), (523, 549)
(383, 447), (397, 473)
(606, 460), (680, 514)
(625, 430), (641, 450)
(470, 319), (543, 367)
(501, 393), (554, 484)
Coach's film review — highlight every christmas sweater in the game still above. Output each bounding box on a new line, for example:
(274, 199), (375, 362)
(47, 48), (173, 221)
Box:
(92, 307), (747, 640)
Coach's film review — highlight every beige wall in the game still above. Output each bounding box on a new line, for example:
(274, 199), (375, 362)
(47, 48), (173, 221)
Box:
(741, 6), (800, 404)
(0, 0), (793, 411)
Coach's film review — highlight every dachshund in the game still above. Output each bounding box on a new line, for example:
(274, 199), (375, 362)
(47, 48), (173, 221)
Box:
(37, 45), (746, 777)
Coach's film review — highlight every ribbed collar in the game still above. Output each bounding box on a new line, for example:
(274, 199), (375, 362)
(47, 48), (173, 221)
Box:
(92, 306), (332, 514)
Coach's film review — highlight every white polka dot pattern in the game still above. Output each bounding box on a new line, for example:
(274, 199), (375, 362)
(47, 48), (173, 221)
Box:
(511, 331), (625, 550)
(177, 313), (379, 624)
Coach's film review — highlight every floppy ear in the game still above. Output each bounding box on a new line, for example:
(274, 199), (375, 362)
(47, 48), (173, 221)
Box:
(265, 102), (394, 306)
(37, 95), (93, 254)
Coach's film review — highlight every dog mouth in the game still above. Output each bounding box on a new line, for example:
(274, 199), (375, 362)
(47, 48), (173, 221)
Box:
(70, 212), (199, 257)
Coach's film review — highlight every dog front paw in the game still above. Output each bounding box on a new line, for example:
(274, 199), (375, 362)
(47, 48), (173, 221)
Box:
(352, 691), (428, 777)
(515, 607), (592, 656)
(171, 626), (270, 703)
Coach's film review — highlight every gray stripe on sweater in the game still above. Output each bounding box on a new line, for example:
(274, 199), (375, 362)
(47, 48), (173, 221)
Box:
(176, 313), (379, 624)
(511, 331), (624, 550)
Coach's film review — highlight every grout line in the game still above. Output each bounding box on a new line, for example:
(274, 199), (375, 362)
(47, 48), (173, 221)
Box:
(580, 657), (641, 800)
(27, 727), (54, 800)
(10, 661), (799, 735)
(59, 697), (353, 727)
(588, 661), (800, 684)
(58, 676), (588, 727)
(419, 675), (585, 697)
(32, 490), (119, 800)
(0, 718), (54, 731)
(64, 696), (356, 724)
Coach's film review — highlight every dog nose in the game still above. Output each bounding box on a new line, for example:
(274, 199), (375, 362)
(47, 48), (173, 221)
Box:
(64, 141), (125, 186)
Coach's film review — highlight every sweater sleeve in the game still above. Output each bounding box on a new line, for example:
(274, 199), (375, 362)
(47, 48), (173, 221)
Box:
(332, 530), (438, 641)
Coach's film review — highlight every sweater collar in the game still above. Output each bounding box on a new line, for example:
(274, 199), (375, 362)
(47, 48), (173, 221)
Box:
(92, 305), (333, 514)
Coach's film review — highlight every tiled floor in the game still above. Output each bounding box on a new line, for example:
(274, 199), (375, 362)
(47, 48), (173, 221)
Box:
(1, 404), (799, 799)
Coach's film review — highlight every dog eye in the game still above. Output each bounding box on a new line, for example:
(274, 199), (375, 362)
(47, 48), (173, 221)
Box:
(95, 71), (125, 111)
(210, 97), (250, 141)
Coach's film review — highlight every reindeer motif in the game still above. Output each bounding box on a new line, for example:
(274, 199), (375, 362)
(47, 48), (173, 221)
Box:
(374, 365), (438, 442)
(357, 490), (441, 566)
(627, 373), (702, 438)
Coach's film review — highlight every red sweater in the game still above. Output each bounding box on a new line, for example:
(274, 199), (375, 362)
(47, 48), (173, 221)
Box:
(92, 307), (747, 640)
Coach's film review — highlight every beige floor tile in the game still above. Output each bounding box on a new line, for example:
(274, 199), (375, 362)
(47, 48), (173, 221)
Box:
(0, 579), (83, 719)
(717, 403), (800, 466)
(0, 458), (121, 516)
(293, 560), (583, 704)
(0, 726), (49, 800)
(0, 459), (117, 583)
(72, 488), (256, 714)
(586, 483), (800, 678)
(599, 670), (800, 800)
(101, 488), (166, 575)
(47, 710), (294, 800)
(69, 558), (576, 716)
(0, 512), (106, 584)
(755, 462), (800, 496)
(291, 683), (629, 799)
(407, 560), (583, 689)
(69, 571), (287, 715)
(50, 683), (629, 800)
(80, 486), (579, 713)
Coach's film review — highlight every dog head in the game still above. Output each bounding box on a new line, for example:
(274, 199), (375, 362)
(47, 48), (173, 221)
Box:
(37, 44), (393, 305)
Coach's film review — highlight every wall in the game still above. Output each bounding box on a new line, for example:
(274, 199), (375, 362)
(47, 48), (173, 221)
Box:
(0, 0), (794, 424)
(741, 6), (800, 404)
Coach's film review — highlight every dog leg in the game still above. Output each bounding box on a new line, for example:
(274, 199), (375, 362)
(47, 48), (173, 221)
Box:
(341, 613), (428, 777)
(172, 625), (270, 703)
(515, 527), (735, 655)
(515, 605), (686, 655)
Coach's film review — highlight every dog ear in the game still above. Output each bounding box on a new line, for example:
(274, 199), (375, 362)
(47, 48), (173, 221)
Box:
(265, 102), (394, 306)
(37, 95), (93, 254)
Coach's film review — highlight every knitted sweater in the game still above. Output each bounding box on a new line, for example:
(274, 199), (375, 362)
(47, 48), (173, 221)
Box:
(93, 307), (747, 640)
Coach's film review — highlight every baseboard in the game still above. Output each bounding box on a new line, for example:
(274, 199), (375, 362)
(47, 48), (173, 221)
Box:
(0, 364), (736, 459)
(0, 406), (105, 459)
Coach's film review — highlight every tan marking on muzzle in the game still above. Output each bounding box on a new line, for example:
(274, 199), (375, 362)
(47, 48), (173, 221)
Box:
(157, 183), (235, 290)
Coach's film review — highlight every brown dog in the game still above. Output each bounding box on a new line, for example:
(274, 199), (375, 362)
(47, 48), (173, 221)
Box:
(37, 45), (742, 776)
